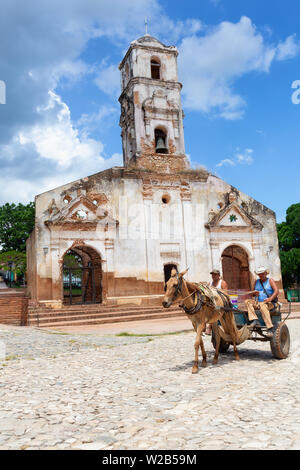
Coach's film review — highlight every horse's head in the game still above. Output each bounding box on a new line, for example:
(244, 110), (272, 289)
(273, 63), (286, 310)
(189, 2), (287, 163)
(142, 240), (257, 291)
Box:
(162, 268), (188, 308)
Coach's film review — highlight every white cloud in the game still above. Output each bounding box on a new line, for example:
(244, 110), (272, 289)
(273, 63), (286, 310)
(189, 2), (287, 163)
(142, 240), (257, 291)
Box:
(76, 105), (118, 132)
(94, 63), (121, 97)
(276, 34), (300, 61)
(216, 158), (236, 168)
(216, 148), (254, 168)
(18, 92), (105, 168)
(178, 16), (300, 119)
(0, 91), (122, 204)
(236, 148), (254, 164)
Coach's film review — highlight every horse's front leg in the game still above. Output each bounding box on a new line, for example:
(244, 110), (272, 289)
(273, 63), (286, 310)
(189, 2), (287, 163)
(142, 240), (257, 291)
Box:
(212, 322), (220, 365)
(192, 323), (206, 373)
(232, 342), (240, 361)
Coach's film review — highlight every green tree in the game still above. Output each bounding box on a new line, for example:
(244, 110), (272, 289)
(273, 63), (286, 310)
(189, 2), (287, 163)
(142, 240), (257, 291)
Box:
(277, 203), (300, 287)
(0, 202), (35, 252)
(0, 250), (27, 281)
(0, 250), (26, 274)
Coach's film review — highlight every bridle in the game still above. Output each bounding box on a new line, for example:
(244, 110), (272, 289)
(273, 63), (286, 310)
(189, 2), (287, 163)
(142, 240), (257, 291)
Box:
(172, 274), (183, 301)
(166, 275), (234, 315)
(169, 274), (205, 315)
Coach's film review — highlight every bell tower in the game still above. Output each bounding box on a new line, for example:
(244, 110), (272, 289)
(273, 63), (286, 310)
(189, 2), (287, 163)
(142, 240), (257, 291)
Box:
(119, 35), (189, 172)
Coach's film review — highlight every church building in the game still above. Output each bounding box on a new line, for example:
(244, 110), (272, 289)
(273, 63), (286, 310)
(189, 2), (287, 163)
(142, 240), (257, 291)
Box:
(26, 34), (283, 309)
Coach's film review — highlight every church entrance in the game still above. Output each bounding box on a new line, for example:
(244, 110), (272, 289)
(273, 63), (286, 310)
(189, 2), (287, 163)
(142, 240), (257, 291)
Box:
(62, 246), (102, 305)
(164, 263), (178, 290)
(221, 245), (251, 290)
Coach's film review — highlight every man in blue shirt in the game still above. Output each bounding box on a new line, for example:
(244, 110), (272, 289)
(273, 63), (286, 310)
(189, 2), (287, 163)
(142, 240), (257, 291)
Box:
(245, 267), (279, 337)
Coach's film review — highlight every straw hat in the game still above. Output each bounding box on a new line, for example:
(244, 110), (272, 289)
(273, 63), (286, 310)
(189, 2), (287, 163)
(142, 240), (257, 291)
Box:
(255, 266), (269, 275)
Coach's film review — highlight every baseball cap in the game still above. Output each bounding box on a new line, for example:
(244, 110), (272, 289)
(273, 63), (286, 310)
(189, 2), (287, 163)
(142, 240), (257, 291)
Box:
(210, 269), (221, 275)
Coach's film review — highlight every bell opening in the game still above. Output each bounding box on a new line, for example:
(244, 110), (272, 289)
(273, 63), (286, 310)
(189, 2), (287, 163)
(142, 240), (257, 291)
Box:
(155, 129), (168, 154)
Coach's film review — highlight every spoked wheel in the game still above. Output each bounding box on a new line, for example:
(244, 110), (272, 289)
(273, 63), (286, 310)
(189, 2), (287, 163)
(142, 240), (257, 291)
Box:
(211, 329), (230, 353)
(270, 322), (290, 359)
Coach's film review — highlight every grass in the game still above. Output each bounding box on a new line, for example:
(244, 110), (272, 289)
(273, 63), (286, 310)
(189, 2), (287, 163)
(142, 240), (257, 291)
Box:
(116, 330), (189, 337)
(5, 354), (19, 361)
(38, 329), (71, 336)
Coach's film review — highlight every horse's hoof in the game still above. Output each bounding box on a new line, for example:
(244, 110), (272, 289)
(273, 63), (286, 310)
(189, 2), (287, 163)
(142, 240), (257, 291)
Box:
(235, 355), (240, 361)
(192, 366), (198, 374)
(212, 358), (218, 365)
(201, 361), (207, 368)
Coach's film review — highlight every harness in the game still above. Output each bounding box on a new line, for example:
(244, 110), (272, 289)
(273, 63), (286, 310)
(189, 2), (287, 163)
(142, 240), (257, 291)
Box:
(172, 274), (205, 315)
(174, 276), (233, 315)
(182, 290), (205, 315)
(215, 288), (233, 312)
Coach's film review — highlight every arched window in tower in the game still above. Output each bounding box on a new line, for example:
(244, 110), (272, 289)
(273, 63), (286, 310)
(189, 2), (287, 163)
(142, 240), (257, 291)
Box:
(151, 58), (161, 79)
(155, 128), (168, 154)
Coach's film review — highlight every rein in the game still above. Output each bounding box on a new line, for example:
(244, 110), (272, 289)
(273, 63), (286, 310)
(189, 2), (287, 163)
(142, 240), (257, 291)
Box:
(180, 289), (198, 303)
(170, 276), (233, 315)
(173, 276), (204, 315)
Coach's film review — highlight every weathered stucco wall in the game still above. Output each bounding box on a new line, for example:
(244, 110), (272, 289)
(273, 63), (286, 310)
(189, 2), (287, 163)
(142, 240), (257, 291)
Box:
(27, 166), (283, 304)
(26, 229), (37, 300)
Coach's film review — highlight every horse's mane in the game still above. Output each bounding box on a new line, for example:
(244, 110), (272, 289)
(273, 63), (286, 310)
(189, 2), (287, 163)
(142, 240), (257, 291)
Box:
(184, 279), (231, 306)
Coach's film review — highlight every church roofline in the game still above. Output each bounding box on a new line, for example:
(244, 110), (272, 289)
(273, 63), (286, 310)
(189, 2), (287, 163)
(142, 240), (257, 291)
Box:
(119, 35), (178, 70)
(132, 34), (174, 48)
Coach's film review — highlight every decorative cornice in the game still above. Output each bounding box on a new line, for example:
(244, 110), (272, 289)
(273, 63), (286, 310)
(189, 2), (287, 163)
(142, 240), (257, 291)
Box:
(119, 77), (182, 103)
(205, 202), (263, 232)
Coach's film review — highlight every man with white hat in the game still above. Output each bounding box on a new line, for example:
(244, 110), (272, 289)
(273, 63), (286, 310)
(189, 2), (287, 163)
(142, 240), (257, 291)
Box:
(245, 266), (279, 338)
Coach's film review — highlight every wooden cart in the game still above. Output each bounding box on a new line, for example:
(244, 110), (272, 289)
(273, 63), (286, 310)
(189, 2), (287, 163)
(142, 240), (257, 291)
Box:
(212, 293), (291, 359)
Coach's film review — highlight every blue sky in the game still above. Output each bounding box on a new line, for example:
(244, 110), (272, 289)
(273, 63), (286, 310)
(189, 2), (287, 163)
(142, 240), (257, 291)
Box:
(0, 0), (300, 222)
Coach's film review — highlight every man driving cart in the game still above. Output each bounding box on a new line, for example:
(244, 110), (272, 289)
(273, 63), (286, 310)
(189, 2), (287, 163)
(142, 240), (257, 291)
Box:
(245, 266), (279, 337)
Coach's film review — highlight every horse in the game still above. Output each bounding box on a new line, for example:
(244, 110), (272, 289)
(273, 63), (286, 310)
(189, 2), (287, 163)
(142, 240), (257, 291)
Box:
(162, 268), (247, 374)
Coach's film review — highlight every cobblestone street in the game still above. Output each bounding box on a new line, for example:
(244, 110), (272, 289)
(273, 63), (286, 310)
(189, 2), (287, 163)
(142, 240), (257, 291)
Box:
(0, 319), (299, 450)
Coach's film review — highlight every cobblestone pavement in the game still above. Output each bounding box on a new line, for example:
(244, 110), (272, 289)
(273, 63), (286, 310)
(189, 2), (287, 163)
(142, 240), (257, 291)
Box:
(0, 319), (299, 450)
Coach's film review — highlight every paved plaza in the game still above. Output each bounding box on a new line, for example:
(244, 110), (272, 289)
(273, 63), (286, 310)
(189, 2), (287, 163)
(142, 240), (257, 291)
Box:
(0, 318), (299, 450)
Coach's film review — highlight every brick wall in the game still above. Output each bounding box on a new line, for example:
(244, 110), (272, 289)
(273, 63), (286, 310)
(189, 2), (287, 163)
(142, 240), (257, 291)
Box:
(0, 291), (28, 326)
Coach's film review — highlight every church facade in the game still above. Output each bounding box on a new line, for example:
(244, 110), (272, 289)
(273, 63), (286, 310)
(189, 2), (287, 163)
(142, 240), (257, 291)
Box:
(26, 35), (283, 308)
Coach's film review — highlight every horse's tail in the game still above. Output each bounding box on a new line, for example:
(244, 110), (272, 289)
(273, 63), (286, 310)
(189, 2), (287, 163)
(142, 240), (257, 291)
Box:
(219, 310), (250, 345)
(220, 310), (239, 341)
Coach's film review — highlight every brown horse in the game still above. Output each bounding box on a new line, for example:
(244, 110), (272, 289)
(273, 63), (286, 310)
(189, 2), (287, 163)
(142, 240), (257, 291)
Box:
(162, 269), (247, 374)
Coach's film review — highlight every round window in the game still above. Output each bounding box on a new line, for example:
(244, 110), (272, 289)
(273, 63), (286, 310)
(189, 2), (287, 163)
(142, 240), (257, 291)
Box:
(162, 194), (171, 204)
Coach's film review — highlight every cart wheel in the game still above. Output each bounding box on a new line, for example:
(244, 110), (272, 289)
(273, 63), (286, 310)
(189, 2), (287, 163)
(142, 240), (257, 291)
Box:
(270, 322), (290, 359)
(211, 329), (230, 353)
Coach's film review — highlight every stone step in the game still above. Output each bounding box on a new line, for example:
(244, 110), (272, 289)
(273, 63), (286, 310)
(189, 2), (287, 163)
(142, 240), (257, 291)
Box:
(31, 310), (186, 328)
(28, 303), (165, 313)
(28, 305), (180, 319)
(28, 309), (184, 324)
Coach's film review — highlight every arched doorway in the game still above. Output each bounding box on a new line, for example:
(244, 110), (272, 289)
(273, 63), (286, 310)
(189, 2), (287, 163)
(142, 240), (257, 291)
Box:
(221, 245), (250, 290)
(62, 246), (102, 305)
(164, 263), (178, 290)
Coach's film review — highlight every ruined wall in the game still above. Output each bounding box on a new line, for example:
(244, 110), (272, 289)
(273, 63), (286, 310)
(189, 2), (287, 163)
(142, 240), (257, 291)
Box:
(0, 291), (28, 325)
(27, 165), (283, 304)
(26, 229), (37, 300)
(204, 174), (283, 291)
